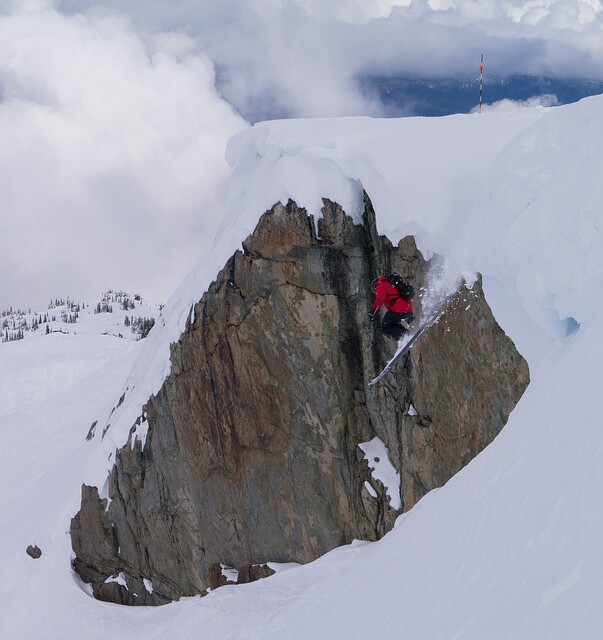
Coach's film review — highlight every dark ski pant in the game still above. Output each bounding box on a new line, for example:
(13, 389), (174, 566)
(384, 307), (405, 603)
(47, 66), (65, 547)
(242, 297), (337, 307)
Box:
(381, 310), (414, 341)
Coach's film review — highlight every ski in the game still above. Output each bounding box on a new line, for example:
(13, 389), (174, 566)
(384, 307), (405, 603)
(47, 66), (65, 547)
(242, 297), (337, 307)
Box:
(368, 298), (451, 386)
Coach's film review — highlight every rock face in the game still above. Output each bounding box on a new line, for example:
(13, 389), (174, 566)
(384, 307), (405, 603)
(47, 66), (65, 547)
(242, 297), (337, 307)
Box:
(71, 196), (529, 605)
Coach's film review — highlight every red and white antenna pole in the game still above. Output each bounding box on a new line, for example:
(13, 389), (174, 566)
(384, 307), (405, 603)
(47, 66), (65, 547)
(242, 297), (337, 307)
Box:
(479, 54), (484, 113)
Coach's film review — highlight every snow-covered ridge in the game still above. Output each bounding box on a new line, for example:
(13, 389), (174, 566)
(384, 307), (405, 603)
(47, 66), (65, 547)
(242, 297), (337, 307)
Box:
(0, 291), (160, 418)
(1, 290), (160, 344)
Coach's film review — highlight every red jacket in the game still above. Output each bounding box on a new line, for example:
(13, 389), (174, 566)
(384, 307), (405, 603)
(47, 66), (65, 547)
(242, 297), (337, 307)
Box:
(372, 276), (413, 314)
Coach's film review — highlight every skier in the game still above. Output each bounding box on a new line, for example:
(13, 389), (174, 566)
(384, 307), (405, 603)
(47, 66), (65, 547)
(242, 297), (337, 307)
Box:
(370, 273), (414, 341)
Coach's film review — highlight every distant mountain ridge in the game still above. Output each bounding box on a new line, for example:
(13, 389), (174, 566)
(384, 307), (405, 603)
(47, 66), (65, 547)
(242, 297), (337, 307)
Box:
(0, 290), (161, 344)
(220, 73), (603, 123)
(361, 74), (603, 117)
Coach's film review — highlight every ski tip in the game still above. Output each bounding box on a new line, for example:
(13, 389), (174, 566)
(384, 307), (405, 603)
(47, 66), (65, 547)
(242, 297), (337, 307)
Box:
(368, 370), (388, 385)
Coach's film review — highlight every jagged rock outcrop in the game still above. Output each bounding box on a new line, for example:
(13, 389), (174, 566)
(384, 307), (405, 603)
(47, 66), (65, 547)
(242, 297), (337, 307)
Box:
(71, 195), (529, 605)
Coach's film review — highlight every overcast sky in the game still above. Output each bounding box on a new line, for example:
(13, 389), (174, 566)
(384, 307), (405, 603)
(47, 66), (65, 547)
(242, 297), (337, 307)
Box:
(1, 0), (602, 309)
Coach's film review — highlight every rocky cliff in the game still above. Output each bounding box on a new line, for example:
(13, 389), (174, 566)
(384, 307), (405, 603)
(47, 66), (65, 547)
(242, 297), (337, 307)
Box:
(71, 195), (529, 605)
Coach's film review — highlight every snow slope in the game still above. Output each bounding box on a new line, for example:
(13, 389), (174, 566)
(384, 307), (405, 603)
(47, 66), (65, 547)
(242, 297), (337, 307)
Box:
(3, 95), (603, 638)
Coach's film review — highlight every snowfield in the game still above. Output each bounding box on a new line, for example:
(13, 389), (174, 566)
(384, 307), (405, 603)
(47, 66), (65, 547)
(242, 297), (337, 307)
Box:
(3, 95), (603, 639)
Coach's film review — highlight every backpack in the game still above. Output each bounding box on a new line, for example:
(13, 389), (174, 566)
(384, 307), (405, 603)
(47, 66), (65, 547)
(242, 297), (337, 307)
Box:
(386, 273), (414, 301)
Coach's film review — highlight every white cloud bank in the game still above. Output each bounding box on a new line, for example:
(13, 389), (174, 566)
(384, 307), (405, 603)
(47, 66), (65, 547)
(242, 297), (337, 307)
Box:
(0, 6), (246, 309)
(474, 93), (561, 111)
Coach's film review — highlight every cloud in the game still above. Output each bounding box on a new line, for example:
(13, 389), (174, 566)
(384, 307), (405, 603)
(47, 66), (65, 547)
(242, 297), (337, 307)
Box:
(0, 6), (246, 309)
(473, 93), (561, 112)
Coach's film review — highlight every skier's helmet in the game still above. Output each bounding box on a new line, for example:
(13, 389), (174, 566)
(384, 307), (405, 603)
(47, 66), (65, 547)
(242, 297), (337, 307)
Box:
(387, 272), (403, 287)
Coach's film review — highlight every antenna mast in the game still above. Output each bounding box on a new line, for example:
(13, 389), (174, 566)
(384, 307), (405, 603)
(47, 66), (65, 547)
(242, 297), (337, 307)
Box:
(479, 54), (484, 113)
